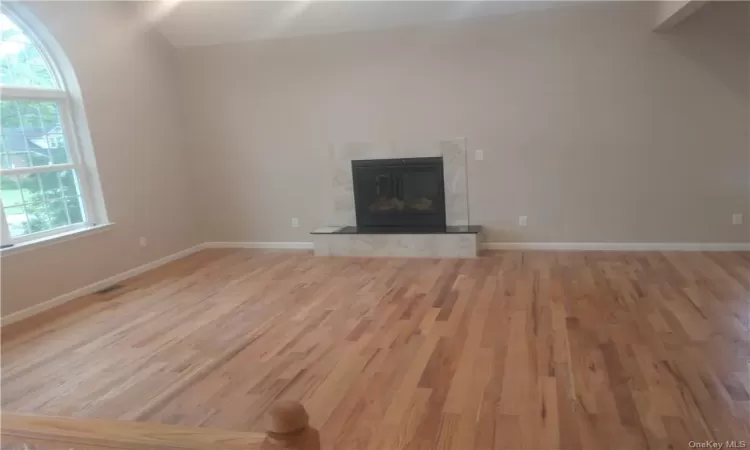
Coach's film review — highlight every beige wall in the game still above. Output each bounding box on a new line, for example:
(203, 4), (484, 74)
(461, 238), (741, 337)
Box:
(0, 2), (199, 316)
(178, 1), (750, 245)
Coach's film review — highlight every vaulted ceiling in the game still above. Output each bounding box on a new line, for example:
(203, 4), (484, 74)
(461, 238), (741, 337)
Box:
(146, 0), (561, 47)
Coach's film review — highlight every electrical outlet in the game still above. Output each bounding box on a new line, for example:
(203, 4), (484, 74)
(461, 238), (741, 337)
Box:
(475, 149), (484, 161)
(291, 218), (300, 228)
(518, 216), (528, 227)
(732, 213), (743, 225)
(139, 237), (147, 247)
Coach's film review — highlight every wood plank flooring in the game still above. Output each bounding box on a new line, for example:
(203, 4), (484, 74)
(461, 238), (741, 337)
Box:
(0, 412), (267, 449)
(2, 249), (750, 449)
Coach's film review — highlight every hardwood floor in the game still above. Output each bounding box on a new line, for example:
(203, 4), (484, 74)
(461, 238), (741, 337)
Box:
(0, 412), (267, 449)
(2, 249), (750, 450)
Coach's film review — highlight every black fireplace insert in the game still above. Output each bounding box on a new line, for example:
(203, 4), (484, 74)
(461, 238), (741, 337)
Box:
(351, 157), (446, 232)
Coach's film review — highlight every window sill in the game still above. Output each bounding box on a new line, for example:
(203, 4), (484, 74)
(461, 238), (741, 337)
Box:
(0, 223), (114, 257)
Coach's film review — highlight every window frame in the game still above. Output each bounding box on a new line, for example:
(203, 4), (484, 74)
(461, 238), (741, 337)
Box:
(0, 6), (101, 247)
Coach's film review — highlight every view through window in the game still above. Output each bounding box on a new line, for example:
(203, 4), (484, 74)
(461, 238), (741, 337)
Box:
(0, 9), (98, 245)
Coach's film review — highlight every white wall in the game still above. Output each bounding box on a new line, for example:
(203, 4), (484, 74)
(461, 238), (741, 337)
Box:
(1, 2), (199, 316)
(178, 1), (750, 244)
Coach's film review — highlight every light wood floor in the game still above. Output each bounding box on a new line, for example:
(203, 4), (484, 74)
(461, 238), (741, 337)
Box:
(2, 249), (750, 449)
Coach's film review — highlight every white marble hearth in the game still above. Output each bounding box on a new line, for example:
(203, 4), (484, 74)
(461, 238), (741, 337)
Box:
(312, 227), (480, 258)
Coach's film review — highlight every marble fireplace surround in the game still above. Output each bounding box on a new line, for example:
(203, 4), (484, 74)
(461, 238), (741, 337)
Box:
(312, 232), (479, 258)
(328, 138), (470, 227)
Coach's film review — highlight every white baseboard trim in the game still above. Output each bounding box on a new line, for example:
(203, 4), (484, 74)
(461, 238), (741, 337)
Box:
(202, 241), (314, 250)
(481, 242), (750, 251)
(1, 244), (205, 327)
(205, 241), (750, 252)
(207, 241), (750, 252)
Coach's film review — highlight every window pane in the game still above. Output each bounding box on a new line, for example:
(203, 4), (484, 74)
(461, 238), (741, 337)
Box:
(0, 13), (57, 89)
(0, 100), (69, 167)
(40, 170), (62, 199)
(59, 169), (80, 197)
(50, 147), (67, 164)
(18, 172), (42, 203)
(1, 169), (85, 236)
(25, 202), (50, 233)
(47, 199), (69, 228)
(47, 134), (68, 163)
(2, 133), (24, 151)
(1, 173), (23, 206)
(6, 151), (29, 168)
(9, 169), (74, 204)
(4, 205), (27, 236)
(65, 196), (84, 224)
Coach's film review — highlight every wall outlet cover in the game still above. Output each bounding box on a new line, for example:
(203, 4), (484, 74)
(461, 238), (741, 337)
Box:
(518, 216), (528, 227)
(475, 149), (484, 161)
(292, 218), (300, 228)
(732, 213), (743, 225)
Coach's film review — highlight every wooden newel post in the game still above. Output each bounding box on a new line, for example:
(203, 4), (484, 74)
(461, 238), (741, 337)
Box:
(263, 401), (320, 450)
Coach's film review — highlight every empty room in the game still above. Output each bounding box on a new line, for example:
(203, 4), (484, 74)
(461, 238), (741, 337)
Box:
(0, 0), (748, 449)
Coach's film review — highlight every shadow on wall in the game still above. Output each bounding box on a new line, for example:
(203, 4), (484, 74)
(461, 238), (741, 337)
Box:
(657, 1), (750, 98)
(656, 0), (750, 226)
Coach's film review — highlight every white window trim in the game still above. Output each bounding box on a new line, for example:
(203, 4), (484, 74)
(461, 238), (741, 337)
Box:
(0, 222), (114, 257)
(0, 87), (66, 100)
(0, 5), (108, 249)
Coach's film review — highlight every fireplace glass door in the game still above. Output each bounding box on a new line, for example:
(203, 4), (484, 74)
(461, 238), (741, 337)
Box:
(352, 157), (446, 231)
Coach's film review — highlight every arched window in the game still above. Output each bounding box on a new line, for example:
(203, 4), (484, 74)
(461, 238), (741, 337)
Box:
(0, 7), (105, 247)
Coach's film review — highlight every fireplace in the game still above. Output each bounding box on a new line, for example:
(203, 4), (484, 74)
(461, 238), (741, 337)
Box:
(351, 157), (446, 231)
